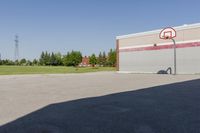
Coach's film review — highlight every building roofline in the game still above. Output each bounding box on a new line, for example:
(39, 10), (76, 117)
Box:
(116, 23), (200, 40)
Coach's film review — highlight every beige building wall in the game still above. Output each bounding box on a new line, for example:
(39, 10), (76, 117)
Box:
(118, 27), (200, 48)
(117, 23), (200, 74)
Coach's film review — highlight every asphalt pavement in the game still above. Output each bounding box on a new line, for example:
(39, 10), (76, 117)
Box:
(0, 72), (200, 133)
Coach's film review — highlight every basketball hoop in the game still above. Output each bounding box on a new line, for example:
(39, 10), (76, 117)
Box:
(159, 27), (176, 39)
(159, 27), (177, 75)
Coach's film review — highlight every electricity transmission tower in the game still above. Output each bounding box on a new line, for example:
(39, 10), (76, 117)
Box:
(14, 35), (19, 61)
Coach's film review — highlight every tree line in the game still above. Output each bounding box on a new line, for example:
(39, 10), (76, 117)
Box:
(0, 49), (116, 67)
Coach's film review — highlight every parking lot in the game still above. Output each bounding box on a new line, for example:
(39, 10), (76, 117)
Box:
(0, 72), (200, 133)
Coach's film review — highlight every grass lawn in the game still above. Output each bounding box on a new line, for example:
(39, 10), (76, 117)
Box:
(0, 66), (116, 75)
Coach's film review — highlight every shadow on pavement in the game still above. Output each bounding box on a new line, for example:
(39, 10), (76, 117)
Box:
(1, 79), (200, 133)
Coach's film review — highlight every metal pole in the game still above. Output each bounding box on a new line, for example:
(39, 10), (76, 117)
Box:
(171, 38), (176, 75)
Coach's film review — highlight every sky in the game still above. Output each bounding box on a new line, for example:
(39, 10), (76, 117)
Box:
(0, 0), (200, 60)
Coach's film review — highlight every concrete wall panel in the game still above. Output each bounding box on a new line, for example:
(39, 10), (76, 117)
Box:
(119, 49), (173, 73)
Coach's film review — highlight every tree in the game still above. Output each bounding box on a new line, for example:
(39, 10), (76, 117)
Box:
(9, 48), (116, 67)
(50, 52), (56, 66)
(26, 60), (32, 66)
(102, 51), (107, 66)
(39, 52), (45, 65)
(89, 54), (97, 67)
(54, 52), (63, 66)
(39, 51), (63, 66)
(1, 59), (15, 65)
(62, 51), (82, 66)
(62, 52), (70, 66)
(107, 49), (116, 67)
(32, 59), (38, 66)
(44, 51), (51, 65)
(15, 60), (20, 65)
(97, 52), (103, 66)
(20, 58), (26, 65)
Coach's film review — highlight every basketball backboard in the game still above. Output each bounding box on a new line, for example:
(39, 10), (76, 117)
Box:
(159, 27), (176, 39)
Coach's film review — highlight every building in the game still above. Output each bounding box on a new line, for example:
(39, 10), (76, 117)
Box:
(116, 23), (200, 74)
(79, 56), (90, 67)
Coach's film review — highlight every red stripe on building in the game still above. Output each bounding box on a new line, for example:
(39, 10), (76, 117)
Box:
(119, 41), (200, 52)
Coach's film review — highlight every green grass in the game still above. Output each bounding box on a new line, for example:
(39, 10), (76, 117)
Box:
(0, 66), (116, 75)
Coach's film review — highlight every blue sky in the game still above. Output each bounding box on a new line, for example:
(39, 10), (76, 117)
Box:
(0, 0), (200, 60)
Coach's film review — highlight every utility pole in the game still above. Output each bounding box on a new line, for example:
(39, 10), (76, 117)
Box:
(14, 35), (19, 61)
